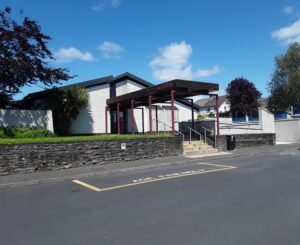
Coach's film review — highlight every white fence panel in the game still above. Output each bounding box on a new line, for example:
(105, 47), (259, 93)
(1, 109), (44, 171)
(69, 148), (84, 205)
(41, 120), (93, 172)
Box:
(0, 109), (54, 132)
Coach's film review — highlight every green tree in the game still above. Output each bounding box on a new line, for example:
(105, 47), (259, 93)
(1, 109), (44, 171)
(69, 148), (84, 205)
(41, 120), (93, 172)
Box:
(267, 43), (300, 113)
(0, 7), (73, 107)
(226, 77), (261, 116)
(47, 87), (88, 136)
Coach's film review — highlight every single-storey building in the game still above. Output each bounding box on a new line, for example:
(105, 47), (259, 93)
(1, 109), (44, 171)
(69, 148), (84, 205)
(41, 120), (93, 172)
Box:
(25, 72), (219, 135)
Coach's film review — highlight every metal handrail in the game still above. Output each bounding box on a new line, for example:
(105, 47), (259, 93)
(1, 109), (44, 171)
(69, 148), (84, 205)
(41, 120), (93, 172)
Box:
(187, 127), (202, 144)
(154, 119), (185, 141)
(202, 126), (214, 134)
(219, 122), (262, 131)
(202, 126), (217, 148)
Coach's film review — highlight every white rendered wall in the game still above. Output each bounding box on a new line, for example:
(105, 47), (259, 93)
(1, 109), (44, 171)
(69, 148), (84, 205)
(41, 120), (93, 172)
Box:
(259, 109), (275, 134)
(116, 79), (145, 96)
(275, 119), (300, 143)
(70, 84), (110, 134)
(219, 101), (230, 113)
(0, 109), (54, 132)
(70, 78), (200, 134)
(120, 80), (147, 133)
(116, 79), (148, 133)
(198, 101), (230, 115)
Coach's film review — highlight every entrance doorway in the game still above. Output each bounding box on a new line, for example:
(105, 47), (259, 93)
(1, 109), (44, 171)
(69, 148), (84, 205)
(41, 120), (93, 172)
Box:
(110, 110), (127, 134)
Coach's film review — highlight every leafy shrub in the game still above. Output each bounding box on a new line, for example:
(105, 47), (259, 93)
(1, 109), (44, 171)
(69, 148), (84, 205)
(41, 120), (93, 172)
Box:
(46, 87), (89, 136)
(0, 127), (55, 138)
(197, 114), (207, 121)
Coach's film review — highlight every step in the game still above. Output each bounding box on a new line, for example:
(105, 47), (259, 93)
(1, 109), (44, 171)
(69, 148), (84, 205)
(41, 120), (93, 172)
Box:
(183, 145), (215, 150)
(183, 141), (210, 146)
(184, 149), (203, 154)
(183, 141), (204, 144)
(184, 148), (217, 155)
(183, 140), (217, 155)
(200, 149), (217, 153)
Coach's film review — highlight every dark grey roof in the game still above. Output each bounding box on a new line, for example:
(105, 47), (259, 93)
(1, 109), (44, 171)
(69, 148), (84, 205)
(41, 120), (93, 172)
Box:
(206, 95), (227, 107)
(60, 75), (113, 89)
(24, 72), (204, 110)
(195, 98), (210, 107)
(25, 75), (113, 101)
(112, 72), (153, 87)
(25, 73), (150, 100)
(196, 95), (227, 108)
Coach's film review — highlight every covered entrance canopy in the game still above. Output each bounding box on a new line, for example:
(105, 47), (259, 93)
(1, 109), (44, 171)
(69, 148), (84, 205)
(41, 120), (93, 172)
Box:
(106, 79), (220, 135)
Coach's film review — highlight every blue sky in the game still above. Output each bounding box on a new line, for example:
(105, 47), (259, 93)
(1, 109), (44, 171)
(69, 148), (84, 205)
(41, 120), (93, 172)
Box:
(1, 0), (300, 99)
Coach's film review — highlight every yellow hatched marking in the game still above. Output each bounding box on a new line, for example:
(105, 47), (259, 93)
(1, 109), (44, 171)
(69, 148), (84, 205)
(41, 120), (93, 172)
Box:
(72, 163), (236, 192)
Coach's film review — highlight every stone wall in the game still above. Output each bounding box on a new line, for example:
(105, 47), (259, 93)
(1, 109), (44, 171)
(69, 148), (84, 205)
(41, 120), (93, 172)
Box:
(0, 137), (182, 176)
(216, 133), (275, 151)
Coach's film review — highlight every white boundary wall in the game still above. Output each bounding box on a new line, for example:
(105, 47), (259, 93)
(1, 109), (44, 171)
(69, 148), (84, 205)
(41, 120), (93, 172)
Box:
(0, 109), (54, 132)
(275, 119), (300, 143)
(259, 109), (275, 133)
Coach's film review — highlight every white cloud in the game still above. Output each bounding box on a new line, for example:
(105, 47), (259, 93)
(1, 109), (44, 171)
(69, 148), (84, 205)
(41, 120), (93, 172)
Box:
(272, 19), (300, 44)
(150, 41), (192, 68)
(91, 3), (105, 12)
(195, 66), (221, 77)
(54, 47), (95, 63)
(149, 41), (221, 81)
(283, 6), (294, 14)
(91, 0), (121, 12)
(98, 41), (124, 59)
(111, 0), (121, 8)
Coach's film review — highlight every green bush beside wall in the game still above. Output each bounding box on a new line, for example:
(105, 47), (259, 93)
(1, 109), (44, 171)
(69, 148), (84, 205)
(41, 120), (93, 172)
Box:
(0, 127), (55, 138)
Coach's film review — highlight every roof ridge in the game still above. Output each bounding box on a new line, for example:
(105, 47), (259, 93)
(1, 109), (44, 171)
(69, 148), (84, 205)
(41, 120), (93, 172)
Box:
(112, 72), (153, 87)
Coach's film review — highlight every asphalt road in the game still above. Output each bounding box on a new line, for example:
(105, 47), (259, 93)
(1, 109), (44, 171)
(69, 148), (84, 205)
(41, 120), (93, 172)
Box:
(1, 147), (300, 245)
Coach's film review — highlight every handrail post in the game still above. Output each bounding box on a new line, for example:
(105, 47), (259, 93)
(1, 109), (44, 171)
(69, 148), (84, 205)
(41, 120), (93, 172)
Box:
(215, 132), (217, 148)
(204, 130), (207, 143)
(189, 129), (191, 144)
(157, 118), (184, 142)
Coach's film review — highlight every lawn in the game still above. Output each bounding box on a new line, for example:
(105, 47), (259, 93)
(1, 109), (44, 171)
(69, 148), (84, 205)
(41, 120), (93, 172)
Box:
(0, 133), (173, 144)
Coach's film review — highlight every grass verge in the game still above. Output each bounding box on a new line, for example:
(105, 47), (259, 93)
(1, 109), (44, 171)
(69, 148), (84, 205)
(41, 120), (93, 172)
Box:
(0, 133), (173, 144)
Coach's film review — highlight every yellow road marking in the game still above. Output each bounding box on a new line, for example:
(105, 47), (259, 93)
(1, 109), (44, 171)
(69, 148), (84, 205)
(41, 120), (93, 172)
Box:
(72, 163), (236, 192)
(196, 162), (237, 169)
(72, 180), (101, 192)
